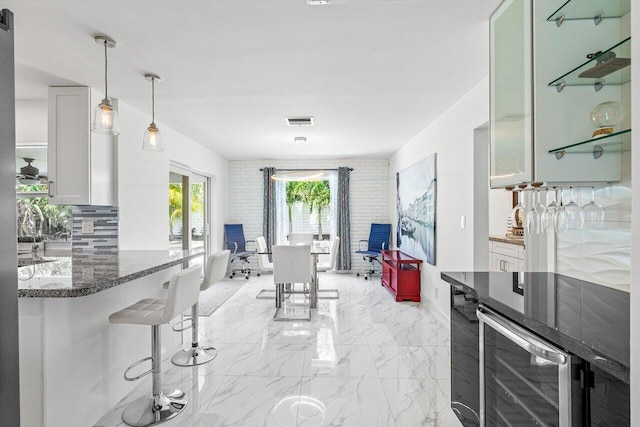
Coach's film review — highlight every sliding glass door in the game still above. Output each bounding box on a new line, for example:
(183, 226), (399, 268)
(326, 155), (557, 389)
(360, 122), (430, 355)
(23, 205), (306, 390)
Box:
(169, 168), (210, 265)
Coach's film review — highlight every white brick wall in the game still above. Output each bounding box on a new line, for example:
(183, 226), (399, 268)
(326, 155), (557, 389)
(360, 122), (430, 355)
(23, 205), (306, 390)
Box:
(228, 158), (389, 272)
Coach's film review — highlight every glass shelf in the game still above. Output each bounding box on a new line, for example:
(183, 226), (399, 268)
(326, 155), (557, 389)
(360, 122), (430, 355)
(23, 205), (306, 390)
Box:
(548, 128), (631, 158)
(548, 0), (630, 25)
(548, 37), (631, 90)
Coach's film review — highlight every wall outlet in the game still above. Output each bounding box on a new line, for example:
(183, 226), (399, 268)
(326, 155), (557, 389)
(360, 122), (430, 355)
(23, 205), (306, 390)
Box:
(435, 288), (439, 299)
(460, 215), (466, 229)
(81, 220), (94, 234)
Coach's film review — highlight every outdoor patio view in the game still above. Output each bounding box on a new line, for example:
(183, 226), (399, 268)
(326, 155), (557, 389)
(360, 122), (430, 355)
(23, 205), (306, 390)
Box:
(169, 173), (206, 253)
(276, 179), (333, 248)
(16, 183), (71, 250)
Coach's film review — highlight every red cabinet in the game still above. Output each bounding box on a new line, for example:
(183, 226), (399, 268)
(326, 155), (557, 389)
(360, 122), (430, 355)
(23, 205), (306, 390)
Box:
(380, 250), (422, 302)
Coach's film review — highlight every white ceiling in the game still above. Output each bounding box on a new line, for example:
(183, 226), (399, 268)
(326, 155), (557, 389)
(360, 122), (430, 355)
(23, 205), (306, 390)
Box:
(6, 0), (499, 160)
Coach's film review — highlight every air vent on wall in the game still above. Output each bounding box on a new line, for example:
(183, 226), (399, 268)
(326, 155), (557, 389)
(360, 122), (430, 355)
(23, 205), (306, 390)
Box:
(285, 116), (314, 126)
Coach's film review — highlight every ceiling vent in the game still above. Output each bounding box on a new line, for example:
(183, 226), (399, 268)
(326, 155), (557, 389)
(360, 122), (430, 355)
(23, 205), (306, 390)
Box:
(286, 116), (314, 126)
(307, 0), (329, 4)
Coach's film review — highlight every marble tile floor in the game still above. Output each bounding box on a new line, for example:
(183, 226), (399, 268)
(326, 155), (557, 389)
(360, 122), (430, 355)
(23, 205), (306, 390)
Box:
(95, 273), (454, 427)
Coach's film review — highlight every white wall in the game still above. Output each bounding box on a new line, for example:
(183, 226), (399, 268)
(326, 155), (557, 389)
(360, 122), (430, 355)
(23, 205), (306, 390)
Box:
(228, 159), (389, 273)
(389, 78), (489, 319)
(15, 99), (47, 143)
(489, 189), (512, 236)
(630, 1), (639, 423)
(116, 100), (229, 251)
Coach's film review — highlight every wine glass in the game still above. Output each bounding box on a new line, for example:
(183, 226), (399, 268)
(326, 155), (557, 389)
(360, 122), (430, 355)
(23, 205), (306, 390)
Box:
(525, 191), (538, 235)
(555, 189), (569, 234)
(526, 190), (544, 235)
(582, 187), (605, 229)
(542, 188), (559, 232)
(565, 187), (583, 230)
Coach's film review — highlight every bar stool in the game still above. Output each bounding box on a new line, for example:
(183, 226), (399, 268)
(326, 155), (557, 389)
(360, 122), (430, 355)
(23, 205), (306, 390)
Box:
(109, 265), (202, 427)
(171, 250), (230, 367)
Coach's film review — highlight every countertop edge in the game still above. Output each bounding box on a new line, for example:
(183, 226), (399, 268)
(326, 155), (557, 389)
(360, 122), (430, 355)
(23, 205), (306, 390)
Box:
(18, 251), (205, 298)
(489, 236), (525, 247)
(441, 272), (630, 384)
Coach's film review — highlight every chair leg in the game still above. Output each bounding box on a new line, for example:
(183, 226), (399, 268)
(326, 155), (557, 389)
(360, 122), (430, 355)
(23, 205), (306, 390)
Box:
(171, 302), (217, 367)
(122, 325), (188, 426)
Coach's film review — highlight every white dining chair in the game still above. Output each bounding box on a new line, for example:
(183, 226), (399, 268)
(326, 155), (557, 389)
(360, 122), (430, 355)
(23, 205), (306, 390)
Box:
(315, 237), (340, 299)
(255, 236), (273, 273)
(255, 236), (276, 300)
(316, 237), (340, 272)
(272, 245), (312, 321)
(289, 233), (314, 246)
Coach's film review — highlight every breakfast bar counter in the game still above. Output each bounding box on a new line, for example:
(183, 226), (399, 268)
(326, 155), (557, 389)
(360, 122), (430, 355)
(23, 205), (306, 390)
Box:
(18, 249), (205, 427)
(18, 249), (205, 298)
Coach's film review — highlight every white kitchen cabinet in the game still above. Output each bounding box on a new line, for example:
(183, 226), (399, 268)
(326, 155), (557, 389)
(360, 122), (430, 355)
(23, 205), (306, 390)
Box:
(489, 0), (627, 188)
(489, 240), (525, 272)
(47, 86), (116, 206)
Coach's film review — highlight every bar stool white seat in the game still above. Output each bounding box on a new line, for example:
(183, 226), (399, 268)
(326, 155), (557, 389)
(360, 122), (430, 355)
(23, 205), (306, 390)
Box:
(109, 265), (202, 427)
(171, 250), (230, 367)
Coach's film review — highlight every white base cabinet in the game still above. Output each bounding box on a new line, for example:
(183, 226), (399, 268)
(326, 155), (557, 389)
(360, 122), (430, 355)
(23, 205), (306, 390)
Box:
(48, 86), (116, 206)
(489, 241), (526, 272)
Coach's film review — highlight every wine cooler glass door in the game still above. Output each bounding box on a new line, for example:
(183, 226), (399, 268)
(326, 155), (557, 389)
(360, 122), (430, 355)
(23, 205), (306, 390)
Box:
(478, 306), (573, 427)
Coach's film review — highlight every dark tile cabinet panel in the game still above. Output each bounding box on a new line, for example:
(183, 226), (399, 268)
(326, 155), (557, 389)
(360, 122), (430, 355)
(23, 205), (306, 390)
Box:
(590, 365), (630, 426)
(450, 286), (480, 426)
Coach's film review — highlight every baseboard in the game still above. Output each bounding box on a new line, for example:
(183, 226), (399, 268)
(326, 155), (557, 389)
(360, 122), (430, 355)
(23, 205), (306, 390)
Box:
(421, 295), (450, 327)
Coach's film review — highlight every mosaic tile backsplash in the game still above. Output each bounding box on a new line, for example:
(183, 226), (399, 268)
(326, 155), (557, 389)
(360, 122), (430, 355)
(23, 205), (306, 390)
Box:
(71, 206), (118, 253)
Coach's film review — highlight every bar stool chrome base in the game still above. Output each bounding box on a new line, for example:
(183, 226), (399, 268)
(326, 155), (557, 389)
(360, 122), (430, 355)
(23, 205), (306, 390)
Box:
(171, 345), (217, 367)
(122, 390), (187, 427)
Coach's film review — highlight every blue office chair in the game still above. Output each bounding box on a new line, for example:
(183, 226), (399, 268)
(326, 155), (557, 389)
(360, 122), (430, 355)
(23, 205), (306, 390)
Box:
(224, 224), (256, 279)
(356, 223), (391, 280)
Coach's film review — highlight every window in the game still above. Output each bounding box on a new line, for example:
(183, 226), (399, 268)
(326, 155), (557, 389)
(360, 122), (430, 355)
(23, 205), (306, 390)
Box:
(16, 145), (72, 247)
(274, 170), (338, 247)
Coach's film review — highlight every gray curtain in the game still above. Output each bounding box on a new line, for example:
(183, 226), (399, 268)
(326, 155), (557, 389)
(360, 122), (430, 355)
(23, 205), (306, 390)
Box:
(263, 167), (276, 257)
(336, 167), (351, 270)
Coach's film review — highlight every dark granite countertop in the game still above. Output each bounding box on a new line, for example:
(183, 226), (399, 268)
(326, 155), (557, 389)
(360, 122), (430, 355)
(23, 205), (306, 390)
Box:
(18, 250), (205, 298)
(441, 271), (630, 384)
(489, 235), (525, 247)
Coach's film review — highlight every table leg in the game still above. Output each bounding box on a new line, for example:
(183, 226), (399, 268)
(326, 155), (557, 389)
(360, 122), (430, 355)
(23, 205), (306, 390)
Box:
(310, 254), (318, 309)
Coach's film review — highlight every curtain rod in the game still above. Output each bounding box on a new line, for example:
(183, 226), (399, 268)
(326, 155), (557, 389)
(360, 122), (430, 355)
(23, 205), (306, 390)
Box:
(259, 167), (353, 172)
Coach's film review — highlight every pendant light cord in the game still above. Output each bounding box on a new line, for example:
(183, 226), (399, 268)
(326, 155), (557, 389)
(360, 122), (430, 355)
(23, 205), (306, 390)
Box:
(103, 40), (109, 99)
(151, 77), (155, 123)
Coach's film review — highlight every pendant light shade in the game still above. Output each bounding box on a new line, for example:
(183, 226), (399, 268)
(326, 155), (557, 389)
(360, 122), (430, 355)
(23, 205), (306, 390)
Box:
(142, 74), (164, 152)
(92, 35), (120, 135)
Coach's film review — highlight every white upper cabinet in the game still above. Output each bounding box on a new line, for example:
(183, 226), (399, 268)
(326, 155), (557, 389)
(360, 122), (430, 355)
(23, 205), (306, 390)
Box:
(47, 86), (116, 206)
(490, 0), (629, 188)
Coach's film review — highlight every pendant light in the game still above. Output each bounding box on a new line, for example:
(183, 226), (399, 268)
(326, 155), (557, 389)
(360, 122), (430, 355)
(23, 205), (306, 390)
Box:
(142, 74), (164, 152)
(92, 35), (120, 135)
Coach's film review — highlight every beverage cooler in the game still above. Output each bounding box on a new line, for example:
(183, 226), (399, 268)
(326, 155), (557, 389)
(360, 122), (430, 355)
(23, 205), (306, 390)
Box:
(477, 305), (582, 426)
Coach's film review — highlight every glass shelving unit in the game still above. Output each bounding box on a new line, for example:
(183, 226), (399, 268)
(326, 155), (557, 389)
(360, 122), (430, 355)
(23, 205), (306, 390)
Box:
(548, 37), (631, 91)
(547, 0), (630, 26)
(548, 128), (631, 159)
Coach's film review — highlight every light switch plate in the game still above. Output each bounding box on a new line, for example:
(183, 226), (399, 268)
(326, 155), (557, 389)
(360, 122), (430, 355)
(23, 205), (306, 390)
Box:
(460, 215), (466, 229)
(82, 220), (94, 234)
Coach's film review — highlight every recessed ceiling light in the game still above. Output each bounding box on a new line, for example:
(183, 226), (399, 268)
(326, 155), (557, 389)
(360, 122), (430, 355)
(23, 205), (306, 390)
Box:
(294, 136), (307, 144)
(307, 0), (329, 4)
